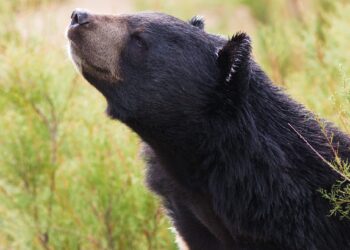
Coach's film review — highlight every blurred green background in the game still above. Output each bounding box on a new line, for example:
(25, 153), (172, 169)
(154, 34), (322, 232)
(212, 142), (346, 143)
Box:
(0, 0), (349, 249)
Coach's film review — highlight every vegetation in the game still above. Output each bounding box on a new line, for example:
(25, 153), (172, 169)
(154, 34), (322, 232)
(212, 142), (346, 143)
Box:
(0, 1), (173, 249)
(0, 0), (349, 249)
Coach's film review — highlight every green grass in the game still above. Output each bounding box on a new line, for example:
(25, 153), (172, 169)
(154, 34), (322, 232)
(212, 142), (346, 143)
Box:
(0, 32), (175, 250)
(0, 1), (175, 249)
(0, 0), (350, 249)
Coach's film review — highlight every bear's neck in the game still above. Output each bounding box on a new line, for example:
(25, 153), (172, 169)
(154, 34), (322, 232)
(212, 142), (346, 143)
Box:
(127, 116), (210, 190)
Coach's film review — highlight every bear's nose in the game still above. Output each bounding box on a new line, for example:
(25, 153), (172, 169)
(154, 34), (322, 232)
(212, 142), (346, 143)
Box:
(71, 9), (90, 26)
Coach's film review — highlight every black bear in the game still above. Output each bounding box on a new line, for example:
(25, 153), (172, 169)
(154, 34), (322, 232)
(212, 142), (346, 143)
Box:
(67, 10), (350, 250)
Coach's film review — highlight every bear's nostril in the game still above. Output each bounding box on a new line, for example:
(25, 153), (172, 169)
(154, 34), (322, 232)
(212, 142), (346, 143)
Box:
(71, 11), (79, 25)
(70, 10), (90, 26)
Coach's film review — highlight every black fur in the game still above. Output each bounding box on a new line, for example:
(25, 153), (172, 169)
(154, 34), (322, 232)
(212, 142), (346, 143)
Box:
(217, 32), (251, 81)
(189, 16), (205, 30)
(80, 13), (350, 250)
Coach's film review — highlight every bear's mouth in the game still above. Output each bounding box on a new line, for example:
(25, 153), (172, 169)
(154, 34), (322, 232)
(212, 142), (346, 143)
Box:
(68, 41), (116, 83)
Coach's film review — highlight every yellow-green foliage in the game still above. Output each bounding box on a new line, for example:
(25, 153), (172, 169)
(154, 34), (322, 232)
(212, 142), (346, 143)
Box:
(1, 0), (55, 12)
(255, 0), (350, 123)
(0, 29), (174, 250)
(0, 1), (174, 249)
(0, 0), (350, 249)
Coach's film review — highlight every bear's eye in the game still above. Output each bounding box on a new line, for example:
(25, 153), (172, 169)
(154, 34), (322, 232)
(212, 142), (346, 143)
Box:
(130, 33), (148, 50)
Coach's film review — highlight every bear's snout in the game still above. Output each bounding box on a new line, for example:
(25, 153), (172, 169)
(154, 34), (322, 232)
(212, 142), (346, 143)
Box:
(70, 9), (91, 26)
(67, 10), (129, 86)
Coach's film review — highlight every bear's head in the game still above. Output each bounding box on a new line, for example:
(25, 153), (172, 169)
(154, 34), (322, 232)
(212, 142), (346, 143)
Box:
(67, 10), (252, 134)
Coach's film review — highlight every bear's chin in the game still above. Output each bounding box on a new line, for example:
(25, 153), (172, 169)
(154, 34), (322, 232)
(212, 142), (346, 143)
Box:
(105, 101), (132, 124)
(82, 70), (112, 94)
(105, 104), (119, 119)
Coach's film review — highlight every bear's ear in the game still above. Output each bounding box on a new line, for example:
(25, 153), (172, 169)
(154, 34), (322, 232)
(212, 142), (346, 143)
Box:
(217, 32), (252, 84)
(189, 16), (205, 30)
